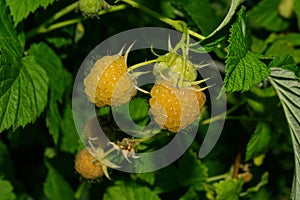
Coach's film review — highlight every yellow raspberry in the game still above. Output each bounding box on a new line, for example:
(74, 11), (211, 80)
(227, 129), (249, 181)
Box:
(75, 148), (104, 179)
(149, 80), (206, 132)
(84, 55), (137, 107)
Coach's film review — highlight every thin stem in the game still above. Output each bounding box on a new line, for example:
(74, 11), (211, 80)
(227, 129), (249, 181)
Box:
(98, 4), (128, 15)
(45, 18), (81, 33)
(50, 2), (79, 24)
(127, 58), (159, 72)
(188, 29), (206, 40)
(121, 0), (177, 28)
(74, 180), (89, 199)
(225, 116), (271, 122)
(26, 2), (79, 39)
(121, 0), (205, 41)
(26, 3), (128, 39)
(201, 100), (245, 125)
(207, 173), (229, 182)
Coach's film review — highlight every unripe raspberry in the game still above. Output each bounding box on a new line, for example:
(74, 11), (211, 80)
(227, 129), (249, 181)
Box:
(153, 53), (197, 83)
(75, 148), (104, 179)
(84, 55), (137, 107)
(79, 0), (102, 16)
(149, 80), (206, 132)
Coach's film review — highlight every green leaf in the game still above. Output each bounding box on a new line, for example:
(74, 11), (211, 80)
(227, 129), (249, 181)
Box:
(46, 99), (61, 144)
(295, 0), (300, 30)
(160, 0), (176, 19)
(0, 141), (14, 180)
(247, 0), (289, 32)
(179, 187), (199, 200)
(129, 97), (150, 126)
(245, 122), (271, 161)
(131, 172), (155, 186)
(6, 0), (56, 26)
(0, 179), (16, 200)
(268, 68), (300, 199)
(0, 56), (49, 132)
(265, 34), (300, 64)
(27, 43), (66, 143)
(60, 104), (79, 154)
(171, 0), (220, 35)
(224, 7), (270, 92)
(27, 43), (65, 102)
(251, 36), (268, 54)
(0, 1), (23, 63)
(178, 150), (208, 191)
(213, 178), (243, 200)
(206, 0), (241, 38)
(192, 36), (226, 53)
(46, 37), (73, 49)
(242, 172), (269, 196)
(153, 151), (208, 194)
(268, 55), (299, 74)
(103, 182), (161, 200)
(44, 163), (75, 200)
(153, 166), (180, 194)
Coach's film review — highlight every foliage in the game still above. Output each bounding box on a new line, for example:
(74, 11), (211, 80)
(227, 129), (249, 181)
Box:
(0, 0), (300, 199)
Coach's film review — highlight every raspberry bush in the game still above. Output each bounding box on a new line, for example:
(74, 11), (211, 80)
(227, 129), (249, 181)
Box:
(1, 0), (300, 199)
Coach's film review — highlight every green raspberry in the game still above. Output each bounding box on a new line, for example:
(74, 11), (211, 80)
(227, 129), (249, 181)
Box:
(79, 0), (106, 17)
(153, 53), (197, 83)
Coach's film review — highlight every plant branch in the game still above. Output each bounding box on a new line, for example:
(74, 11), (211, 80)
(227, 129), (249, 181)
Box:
(26, 2), (79, 39)
(207, 173), (229, 182)
(127, 58), (159, 72)
(74, 180), (89, 199)
(201, 100), (245, 125)
(120, 0), (205, 40)
(232, 152), (241, 179)
(26, 3), (128, 39)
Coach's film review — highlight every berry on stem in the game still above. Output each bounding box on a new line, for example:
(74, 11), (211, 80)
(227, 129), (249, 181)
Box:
(153, 53), (198, 85)
(149, 80), (206, 132)
(84, 50), (137, 107)
(79, 0), (110, 17)
(75, 148), (104, 180)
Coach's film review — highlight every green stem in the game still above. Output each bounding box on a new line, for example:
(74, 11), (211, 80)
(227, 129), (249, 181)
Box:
(50, 1), (79, 24)
(225, 116), (271, 122)
(74, 180), (89, 199)
(207, 173), (229, 182)
(98, 4), (128, 15)
(26, 3), (128, 39)
(201, 100), (245, 125)
(188, 29), (206, 40)
(120, 0), (205, 40)
(45, 18), (81, 33)
(26, 1), (79, 39)
(127, 58), (159, 72)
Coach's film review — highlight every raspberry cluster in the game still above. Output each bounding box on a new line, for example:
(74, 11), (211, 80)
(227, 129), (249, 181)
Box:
(84, 55), (137, 107)
(149, 80), (206, 132)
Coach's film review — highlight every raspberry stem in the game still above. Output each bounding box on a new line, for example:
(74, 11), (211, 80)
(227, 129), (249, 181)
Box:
(207, 173), (230, 182)
(74, 181), (89, 199)
(120, 0), (205, 40)
(26, 3), (127, 39)
(201, 100), (245, 125)
(127, 58), (160, 72)
(26, 1), (79, 39)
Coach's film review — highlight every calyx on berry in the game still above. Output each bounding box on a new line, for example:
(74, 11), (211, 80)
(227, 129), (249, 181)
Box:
(153, 53), (197, 85)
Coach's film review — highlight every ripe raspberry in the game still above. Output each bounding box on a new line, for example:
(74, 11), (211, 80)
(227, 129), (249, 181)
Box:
(84, 54), (137, 107)
(75, 148), (104, 179)
(149, 80), (206, 132)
